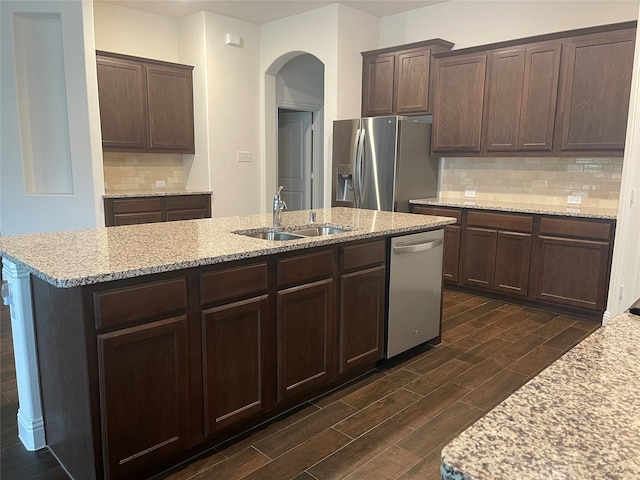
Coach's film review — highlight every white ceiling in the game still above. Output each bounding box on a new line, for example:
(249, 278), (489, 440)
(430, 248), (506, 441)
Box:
(97, 0), (447, 25)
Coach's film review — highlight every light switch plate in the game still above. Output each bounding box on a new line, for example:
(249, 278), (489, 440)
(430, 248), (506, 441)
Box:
(237, 151), (252, 162)
(567, 195), (582, 205)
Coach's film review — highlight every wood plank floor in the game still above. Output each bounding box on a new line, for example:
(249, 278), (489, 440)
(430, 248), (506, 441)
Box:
(0, 290), (599, 480)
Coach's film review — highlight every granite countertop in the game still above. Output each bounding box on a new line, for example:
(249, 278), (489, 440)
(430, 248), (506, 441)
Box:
(441, 311), (640, 479)
(410, 198), (618, 220)
(0, 207), (454, 288)
(103, 189), (212, 198)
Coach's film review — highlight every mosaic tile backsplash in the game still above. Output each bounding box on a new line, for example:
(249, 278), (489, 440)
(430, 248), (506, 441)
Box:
(439, 157), (622, 209)
(103, 152), (184, 192)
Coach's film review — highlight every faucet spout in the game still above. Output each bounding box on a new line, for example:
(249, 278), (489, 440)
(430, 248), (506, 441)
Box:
(273, 186), (287, 227)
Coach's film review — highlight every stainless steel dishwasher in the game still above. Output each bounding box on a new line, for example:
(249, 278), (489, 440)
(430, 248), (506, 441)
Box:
(386, 229), (444, 358)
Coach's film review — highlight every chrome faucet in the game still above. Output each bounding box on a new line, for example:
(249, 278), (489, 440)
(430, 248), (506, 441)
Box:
(273, 186), (287, 228)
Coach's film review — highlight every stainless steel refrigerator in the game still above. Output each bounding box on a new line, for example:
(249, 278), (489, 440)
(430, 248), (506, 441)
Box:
(331, 115), (439, 212)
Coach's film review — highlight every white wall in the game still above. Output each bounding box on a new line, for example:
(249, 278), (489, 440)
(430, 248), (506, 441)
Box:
(93, 1), (180, 61)
(607, 2), (640, 319)
(0, 0), (104, 235)
(260, 4), (378, 210)
(202, 12), (262, 216)
(380, 1), (639, 49)
(94, 3), (262, 217)
(277, 54), (325, 108)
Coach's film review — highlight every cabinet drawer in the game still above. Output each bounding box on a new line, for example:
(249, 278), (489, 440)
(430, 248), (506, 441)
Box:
(111, 197), (163, 214)
(113, 212), (163, 226)
(467, 211), (533, 233)
(413, 206), (462, 225)
(94, 278), (188, 330)
(341, 240), (386, 272)
(278, 250), (334, 289)
(538, 216), (612, 241)
(166, 209), (208, 222)
(165, 194), (210, 211)
(201, 263), (268, 306)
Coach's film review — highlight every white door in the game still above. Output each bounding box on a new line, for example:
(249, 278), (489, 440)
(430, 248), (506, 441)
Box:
(278, 110), (312, 210)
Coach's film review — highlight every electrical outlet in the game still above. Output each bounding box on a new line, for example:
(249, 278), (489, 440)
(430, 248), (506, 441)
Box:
(155, 180), (165, 187)
(567, 195), (582, 205)
(237, 151), (252, 162)
(464, 189), (476, 198)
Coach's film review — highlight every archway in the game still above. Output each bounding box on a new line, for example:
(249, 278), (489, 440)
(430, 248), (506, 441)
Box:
(264, 52), (325, 211)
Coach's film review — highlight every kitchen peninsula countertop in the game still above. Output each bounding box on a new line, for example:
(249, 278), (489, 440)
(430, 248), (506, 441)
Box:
(0, 207), (454, 288)
(103, 188), (212, 198)
(441, 310), (640, 479)
(410, 198), (618, 220)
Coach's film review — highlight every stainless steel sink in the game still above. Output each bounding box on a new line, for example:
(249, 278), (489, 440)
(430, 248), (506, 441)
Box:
(289, 226), (352, 236)
(234, 224), (355, 241)
(241, 230), (304, 241)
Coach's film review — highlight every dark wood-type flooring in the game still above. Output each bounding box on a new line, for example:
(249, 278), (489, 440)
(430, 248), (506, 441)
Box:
(0, 290), (599, 480)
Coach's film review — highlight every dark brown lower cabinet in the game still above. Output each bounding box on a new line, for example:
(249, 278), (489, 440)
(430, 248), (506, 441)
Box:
(277, 279), (334, 402)
(461, 227), (497, 290)
(443, 225), (462, 283)
(412, 206), (461, 283)
(104, 194), (211, 226)
(30, 239), (394, 480)
(494, 231), (531, 296)
(202, 295), (269, 435)
(97, 315), (190, 480)
(531, 217), (613, 312)
(339, 266), (385, 373)
(413, 204), (612, 319)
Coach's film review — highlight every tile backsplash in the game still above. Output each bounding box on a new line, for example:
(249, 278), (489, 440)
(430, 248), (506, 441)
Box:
(439, 157), (622, 208)
(103, 152), (184, 192)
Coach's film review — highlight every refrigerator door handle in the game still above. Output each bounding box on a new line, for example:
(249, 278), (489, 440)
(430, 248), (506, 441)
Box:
(356, 128), (366, 207)
(352, 128), (362, 207)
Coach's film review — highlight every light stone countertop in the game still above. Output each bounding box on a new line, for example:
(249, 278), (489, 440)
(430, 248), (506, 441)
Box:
(103, 189), (212, 198)
(410, 198), (618, 220)
(0, 207), (454, 288)
(441, 311), (640, 480)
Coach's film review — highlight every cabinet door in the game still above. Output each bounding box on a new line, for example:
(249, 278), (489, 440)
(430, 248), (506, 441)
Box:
(518, 42), (561, 151)
(484, 48), (526, 152)
(494, 231), (531, 296)
(432, 53), (487, 153)
(461, 227), (497, 290)
(202, 295), (269, 435)
(97, 316), (189, 479)
(277, 279), (333, 402)
(558, 29), (635, 153)
(362, 53), (395, 117)
(396, 48), (431, 114)
(146, 65), (195, 153)
(532, 235), (610, 311)
(339, 266), (385, 374)
(484, 42), (561, 153)
(443, 225), (461, 283)
(96, 56), (147, 151)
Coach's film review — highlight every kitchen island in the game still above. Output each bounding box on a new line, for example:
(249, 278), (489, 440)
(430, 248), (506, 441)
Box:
(441, 310), (640, 479)
(0, 207), (454, 480)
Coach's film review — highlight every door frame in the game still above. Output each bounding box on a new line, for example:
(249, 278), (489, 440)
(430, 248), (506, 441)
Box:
(276, 101), (324, 209)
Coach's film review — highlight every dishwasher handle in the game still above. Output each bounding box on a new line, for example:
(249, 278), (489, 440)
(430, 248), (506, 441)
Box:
(393, 239), (443, 254)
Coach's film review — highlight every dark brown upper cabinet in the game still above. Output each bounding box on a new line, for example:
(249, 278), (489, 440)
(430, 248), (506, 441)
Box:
(361, 39), (453, 117)
(484, 41), (561, 153)
(97, 51), (195, 154)
(431, 52), (487, 153)
(556, 28), (635, 154)
(432, 21), (635, 157)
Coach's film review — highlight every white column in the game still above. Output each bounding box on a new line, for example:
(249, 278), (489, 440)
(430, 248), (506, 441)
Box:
(1, 258), (46, 451)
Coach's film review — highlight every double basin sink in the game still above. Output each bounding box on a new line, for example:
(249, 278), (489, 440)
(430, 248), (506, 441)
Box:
(235, 224), (355, 241)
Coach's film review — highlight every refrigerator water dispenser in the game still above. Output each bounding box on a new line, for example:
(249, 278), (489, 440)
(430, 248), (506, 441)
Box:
(336, 164), (354, 203)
